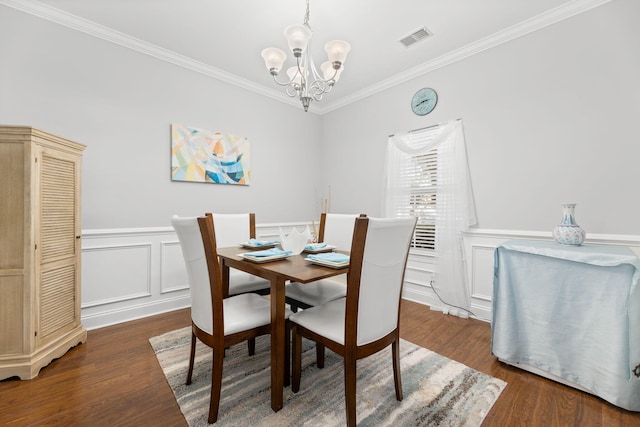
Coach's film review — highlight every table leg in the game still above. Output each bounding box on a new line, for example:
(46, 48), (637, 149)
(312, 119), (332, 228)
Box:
(270, 276), (287, 411)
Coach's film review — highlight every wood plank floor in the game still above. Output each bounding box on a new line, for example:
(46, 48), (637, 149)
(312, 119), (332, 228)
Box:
(1, 300), (638, 426)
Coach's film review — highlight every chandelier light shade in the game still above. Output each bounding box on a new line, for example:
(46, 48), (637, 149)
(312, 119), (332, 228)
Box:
(283, 25), (312, 55)
(261, 48), (287, 74)
(324, 40), (350, 64)
(260, 0), (350, 112)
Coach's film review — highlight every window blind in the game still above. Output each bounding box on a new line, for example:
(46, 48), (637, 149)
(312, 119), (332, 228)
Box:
(395, 129), (440, 250)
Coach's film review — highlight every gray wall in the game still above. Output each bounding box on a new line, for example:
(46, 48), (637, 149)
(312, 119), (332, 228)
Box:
(320, 0), (640, 235)
(0, 6), (322, 229)
(2, 0), (639, 236)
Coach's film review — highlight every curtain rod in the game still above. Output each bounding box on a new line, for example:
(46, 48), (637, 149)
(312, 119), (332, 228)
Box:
(388, 118), (462, 138)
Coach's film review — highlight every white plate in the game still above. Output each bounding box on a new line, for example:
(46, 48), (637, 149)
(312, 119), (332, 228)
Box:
(239, 241), (278, 249)
(303, 244), (337, 254)
(305, 256), (349, 269)
(239, 252), (290, 263)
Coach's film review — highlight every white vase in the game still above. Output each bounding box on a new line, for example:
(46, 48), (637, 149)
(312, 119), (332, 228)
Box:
(552, 203), (586, 245)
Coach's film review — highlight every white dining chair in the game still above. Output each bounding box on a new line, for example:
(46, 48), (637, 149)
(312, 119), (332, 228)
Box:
(290, 216), (417, 427)
(172, 214), (292, 424)
(285, 212), (364, 367)
(285, 213), (364, 312)
(207, 213), (271, 297)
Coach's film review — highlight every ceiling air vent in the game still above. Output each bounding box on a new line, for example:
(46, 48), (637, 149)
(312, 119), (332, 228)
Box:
(399, 27), (433, 48)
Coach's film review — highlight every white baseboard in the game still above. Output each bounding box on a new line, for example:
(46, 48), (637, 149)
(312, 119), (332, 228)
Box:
(82, 295), (191, 330)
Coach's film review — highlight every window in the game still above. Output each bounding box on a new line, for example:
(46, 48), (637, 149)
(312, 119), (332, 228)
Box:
(385, 127), (442, 251)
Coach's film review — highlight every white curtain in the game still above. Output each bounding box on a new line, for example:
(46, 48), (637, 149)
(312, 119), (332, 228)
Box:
(384, 120), (477, 318)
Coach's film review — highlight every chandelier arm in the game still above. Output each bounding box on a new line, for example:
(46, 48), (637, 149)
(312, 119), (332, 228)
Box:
(285, 87), (299, 97)
(326, 66), (339, 81)
(297, 55), (309, 98)
(308, 80), (332, 99)
(271, 74), (296, 87)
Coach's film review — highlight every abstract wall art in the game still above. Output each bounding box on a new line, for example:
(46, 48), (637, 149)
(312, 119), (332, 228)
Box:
(171, 123), (250, 185)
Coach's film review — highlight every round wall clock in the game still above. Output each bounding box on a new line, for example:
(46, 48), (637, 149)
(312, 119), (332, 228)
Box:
(411, 87), (438, 116)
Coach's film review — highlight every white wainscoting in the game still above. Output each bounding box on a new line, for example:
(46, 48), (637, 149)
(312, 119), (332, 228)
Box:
(81, 225), (640, 329)
(80, 222), (305, 330)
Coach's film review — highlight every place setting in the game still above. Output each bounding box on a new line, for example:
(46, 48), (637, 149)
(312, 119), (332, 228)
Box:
(305, 251), (350, 269)
(239, 238), (279, 249)
(238, 247), (293, 263)
(302, 242), (337, 254)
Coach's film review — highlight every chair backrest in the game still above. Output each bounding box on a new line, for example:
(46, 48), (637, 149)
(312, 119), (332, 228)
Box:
(207, 213), (255, 248)
(345, 216), (417, 346)
(172, 215), (223, 336)
(319, 213), (364, 251)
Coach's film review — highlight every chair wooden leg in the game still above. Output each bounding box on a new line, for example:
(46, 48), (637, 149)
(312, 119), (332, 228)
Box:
(284, 320), (291, 387)
(247, 337), (256, 356)
(344, 355), (357, 427)
(316, 344), (325, 369)
(392, 339), (403, 401)
(208, 346), (225, 424)
(292, 325), (302, 393)
(186, 332), (196, 385)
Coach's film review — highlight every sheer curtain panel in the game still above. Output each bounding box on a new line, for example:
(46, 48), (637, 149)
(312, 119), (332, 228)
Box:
(383, 120), (476, 318)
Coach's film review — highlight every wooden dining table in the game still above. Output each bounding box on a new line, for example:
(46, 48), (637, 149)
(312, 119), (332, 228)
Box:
(216, 246), (349, 412)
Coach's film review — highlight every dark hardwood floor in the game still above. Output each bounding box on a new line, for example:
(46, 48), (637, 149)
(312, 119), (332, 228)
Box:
(1, 300), (638, 426)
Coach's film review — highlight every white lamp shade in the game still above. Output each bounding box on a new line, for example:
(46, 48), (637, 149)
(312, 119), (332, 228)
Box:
(261, 47), (287, 72)
(321, 61), (343, 82)
(284, 24), (312, 53)
(324, 40), (351, 64)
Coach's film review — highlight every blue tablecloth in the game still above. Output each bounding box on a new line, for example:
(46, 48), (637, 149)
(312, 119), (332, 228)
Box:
(492, 239), (640, 411)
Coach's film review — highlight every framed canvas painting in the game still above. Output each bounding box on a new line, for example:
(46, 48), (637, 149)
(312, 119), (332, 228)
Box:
(171, 123), (250, 185)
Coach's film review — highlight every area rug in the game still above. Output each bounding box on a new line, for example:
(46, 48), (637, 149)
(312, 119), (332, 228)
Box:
(150, 327), (506, 426)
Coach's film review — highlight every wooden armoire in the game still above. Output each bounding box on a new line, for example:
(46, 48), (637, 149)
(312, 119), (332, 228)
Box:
(0, 125), (87, 380)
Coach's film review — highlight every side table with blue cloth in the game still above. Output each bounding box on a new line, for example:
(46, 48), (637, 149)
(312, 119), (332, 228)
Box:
(492, 239), (640, 411)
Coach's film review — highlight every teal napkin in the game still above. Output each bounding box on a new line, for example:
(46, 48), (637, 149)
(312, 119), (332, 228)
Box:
(305, 242), (328, 250)
(248, 238), (278, 246)
(308, 253), (350, 263)
(244, 248), (292, 258)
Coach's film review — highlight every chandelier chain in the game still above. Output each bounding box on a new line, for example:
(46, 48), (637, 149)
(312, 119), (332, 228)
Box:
(303, 0), (311, 29)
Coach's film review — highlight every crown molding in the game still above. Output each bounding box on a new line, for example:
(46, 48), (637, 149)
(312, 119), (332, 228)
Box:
(316, 0), (612, 114)
(0, 0), (313, 111)
(1, 0), (611, 116)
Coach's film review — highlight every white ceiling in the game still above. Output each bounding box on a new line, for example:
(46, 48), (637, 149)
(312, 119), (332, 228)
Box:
(8, 0), (608, 113)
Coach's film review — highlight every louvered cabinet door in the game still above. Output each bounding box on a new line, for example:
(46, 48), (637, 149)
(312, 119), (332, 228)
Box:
(35, 146), (82, 345)
(0, 126), (86, 381)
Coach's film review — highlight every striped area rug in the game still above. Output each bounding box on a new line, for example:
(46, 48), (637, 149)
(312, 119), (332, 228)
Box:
(150, 327), (505, 426)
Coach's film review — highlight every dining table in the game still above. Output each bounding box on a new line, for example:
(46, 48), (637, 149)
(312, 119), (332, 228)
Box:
(216, 246), (349, 412)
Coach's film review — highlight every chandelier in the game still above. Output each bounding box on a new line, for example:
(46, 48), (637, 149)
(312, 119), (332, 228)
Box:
(260, 0), (351, 112)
